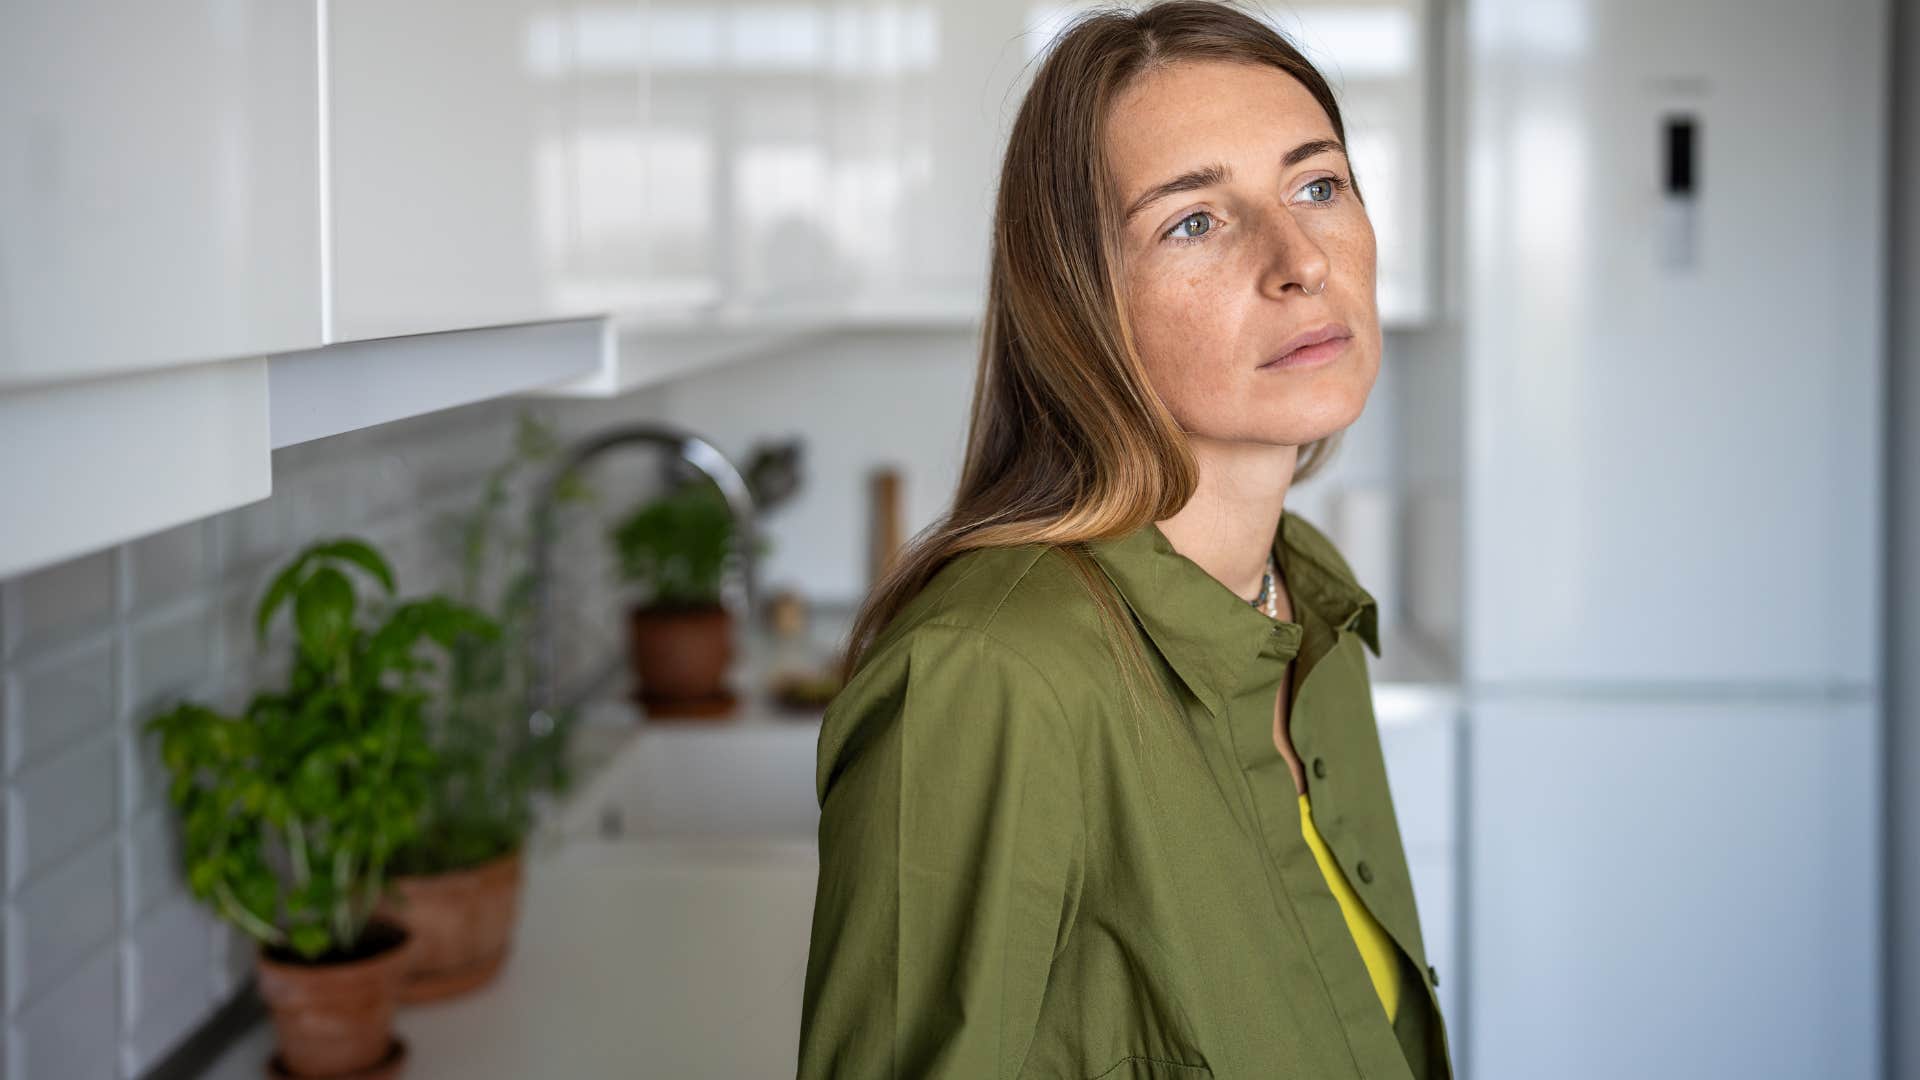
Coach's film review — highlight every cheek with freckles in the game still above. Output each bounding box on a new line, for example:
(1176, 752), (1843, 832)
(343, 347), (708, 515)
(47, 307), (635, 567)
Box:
(1126, 264), (1253, 431)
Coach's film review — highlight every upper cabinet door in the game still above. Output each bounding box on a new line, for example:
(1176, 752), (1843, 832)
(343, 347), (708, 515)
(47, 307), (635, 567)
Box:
(839, 0), (1012, 322)
(556, 2), (711, 319)
(0, 1), (323, 388)
(722, 1), (843, 313)
(327, 0), (600, 342)
(628, 0), (839, 320)
(1462, 0), (1884, 688)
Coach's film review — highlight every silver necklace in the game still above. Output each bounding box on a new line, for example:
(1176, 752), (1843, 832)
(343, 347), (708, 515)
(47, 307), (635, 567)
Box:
(1251, 553), (1281, 619)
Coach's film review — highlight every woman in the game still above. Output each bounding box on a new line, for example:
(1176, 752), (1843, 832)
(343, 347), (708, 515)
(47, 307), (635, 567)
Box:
(798, 2), (1452, 1077)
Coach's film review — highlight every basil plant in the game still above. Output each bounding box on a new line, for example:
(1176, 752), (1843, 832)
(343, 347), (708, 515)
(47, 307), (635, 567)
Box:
(147, 539), (498, 962)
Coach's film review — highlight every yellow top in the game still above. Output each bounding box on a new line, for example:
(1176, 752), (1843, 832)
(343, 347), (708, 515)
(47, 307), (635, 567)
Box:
(1298, 791), (1401, 1023)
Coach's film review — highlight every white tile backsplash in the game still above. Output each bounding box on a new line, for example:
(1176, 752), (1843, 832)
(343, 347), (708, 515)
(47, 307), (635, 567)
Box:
(7, 734), (116, 891)
(120, 896), (216, 1077)
(122, 521), (214, 616)
(122, 601), (216, 742)
(1, 551), (115, 662)
(115, 713), (170, 829)
(7, 836), (116, 1015)
(10, 943), (118, 1080)
(213, 496), (287, 580)
(6, 637), (115, 775)
(120, 809), (181, 926)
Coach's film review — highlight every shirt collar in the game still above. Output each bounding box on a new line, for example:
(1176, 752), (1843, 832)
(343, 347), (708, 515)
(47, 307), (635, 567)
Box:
(1082, 509), (1381, 718)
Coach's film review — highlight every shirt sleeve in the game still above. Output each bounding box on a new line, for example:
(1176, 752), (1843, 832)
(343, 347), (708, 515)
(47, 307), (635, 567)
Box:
(798, 624), (1085, 1079)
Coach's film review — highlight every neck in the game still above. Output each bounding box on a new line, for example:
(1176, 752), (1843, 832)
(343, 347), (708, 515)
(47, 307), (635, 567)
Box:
(1154, 436), (1296, 604)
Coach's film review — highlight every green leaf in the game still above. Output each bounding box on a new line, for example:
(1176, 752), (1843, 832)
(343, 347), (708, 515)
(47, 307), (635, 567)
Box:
(608, 478), (735, 605)
(254, 551), (313, 644)
(294, 568), (356, 662)
(312, 538), (397, 595)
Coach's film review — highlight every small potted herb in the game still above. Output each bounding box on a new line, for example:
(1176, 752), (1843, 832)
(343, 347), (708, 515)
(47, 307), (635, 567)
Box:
(147, 539), (495, 1078)
(609, 475), (740, 717)
(605, 440), (800, 718)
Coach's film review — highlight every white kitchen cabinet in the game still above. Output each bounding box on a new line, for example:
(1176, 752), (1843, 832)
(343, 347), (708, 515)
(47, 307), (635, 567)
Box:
(537, 0), (953, 398)
(722, 2), (844, 311)
(0, 360), (271, 580)
(327, 0), (859, 343)
(326, 0), (604, 342)
(838, 0), (1002, 322)
(1466, 696), (1880, 1080)
(609, 0), (842, 316)
(0, 0), (323, 387)
(267, 316), (605, 448)
(555, 2), (719, 318)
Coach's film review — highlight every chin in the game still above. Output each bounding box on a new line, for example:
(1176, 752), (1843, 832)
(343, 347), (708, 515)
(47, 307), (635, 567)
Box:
(1266, 421), (1351, 448)
(1266, 383), (1372, 438)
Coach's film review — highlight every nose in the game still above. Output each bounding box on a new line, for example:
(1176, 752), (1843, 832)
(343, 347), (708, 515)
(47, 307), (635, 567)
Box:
(1254, 206), (1332, 300)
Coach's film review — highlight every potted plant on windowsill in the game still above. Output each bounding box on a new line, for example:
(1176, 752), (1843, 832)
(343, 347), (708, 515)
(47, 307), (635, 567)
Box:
(147, 538), (496, 1079)
(377, 412), (581, 1003)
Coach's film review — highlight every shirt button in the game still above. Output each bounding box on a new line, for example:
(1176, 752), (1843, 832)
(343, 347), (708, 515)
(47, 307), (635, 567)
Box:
(1427, 964), (1441, 987)
(1311, 757), (1327, 778)
(1356, 860), (1374, 884)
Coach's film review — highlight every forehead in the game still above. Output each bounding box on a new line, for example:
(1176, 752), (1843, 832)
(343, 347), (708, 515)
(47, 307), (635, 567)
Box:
(1105, 58), (1331, 183)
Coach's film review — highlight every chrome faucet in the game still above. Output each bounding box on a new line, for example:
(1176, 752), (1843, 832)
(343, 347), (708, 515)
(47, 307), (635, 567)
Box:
(524, 421), (760, 733)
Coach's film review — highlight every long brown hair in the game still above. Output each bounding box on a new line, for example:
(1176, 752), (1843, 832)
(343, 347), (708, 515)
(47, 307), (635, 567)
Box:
(842, 0), (1364, 684)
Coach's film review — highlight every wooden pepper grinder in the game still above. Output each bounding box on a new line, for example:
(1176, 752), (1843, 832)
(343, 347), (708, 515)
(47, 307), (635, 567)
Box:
(868, 466), (904, 586)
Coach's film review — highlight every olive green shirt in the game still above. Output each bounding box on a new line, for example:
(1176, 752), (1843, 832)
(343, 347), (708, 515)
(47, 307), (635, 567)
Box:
(799, 511), (1455, 1080)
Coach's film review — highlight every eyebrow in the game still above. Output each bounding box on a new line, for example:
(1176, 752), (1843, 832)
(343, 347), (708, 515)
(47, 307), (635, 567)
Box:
(1121, 138), (1348, 223)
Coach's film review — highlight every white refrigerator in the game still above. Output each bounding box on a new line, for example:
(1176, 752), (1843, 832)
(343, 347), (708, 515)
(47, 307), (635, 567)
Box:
(1456, 0), (1889, 1077)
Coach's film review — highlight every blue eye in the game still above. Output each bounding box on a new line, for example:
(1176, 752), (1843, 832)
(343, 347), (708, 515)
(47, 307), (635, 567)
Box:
(1165, 211), (1216, 246)
(1303, 175), (1353, 204)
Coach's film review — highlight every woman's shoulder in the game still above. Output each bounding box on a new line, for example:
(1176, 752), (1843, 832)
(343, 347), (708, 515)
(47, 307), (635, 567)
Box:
(833, 544), (1117, 714)
(882, 542), (1111, 661)
(817, 545), (1105, 799)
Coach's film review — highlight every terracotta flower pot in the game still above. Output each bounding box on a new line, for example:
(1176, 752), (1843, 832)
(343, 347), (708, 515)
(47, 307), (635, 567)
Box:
(377, 848), (525, 1003)
(626, 602), (736, 718)
(255, 920), (410, 1078)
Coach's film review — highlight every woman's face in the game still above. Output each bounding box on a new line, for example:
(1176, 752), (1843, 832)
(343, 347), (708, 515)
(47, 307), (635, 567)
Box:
(1106, 59), (1381, 448)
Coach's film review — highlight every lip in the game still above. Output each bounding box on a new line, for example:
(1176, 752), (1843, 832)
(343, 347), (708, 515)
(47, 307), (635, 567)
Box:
(1259, 322), (1352, 369)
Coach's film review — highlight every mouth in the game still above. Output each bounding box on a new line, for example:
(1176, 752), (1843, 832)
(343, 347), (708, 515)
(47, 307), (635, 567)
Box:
(1258, 322), (1353, 370)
